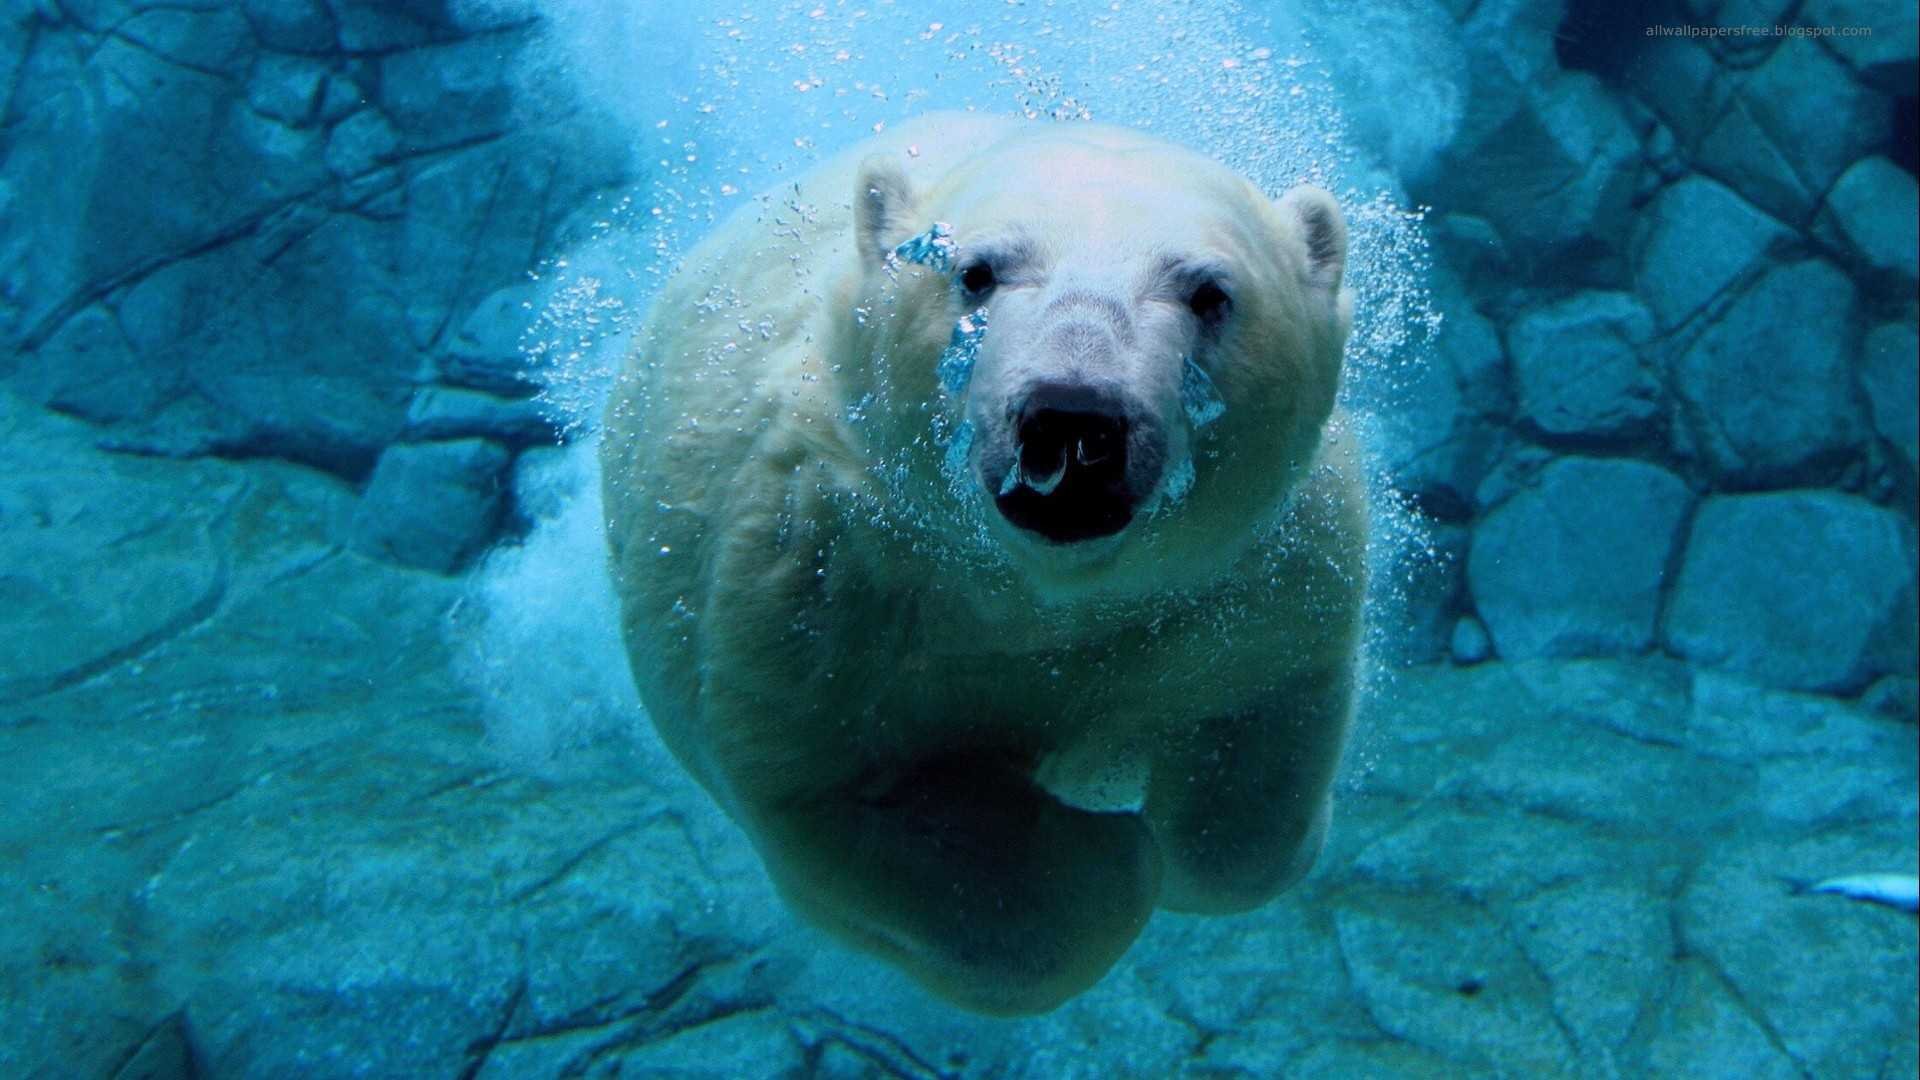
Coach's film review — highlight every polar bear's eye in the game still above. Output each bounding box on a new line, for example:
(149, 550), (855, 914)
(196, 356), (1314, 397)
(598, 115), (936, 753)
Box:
(959, 262), (997, 296)
(1188, 281), (1231, 326)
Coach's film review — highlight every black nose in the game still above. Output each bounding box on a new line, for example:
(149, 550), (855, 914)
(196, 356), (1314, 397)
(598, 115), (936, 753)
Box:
(995, 384), (1138, 543)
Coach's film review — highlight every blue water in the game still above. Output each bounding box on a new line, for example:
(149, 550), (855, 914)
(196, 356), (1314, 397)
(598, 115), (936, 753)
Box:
(0, 1), (1914, 1076)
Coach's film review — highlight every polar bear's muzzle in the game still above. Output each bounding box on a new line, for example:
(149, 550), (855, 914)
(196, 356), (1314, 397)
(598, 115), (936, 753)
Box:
(992, 381), (1164, 544)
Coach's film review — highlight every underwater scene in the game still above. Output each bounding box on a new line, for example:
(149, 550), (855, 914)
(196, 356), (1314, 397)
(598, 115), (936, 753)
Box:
(2, 0), (1915, 1076)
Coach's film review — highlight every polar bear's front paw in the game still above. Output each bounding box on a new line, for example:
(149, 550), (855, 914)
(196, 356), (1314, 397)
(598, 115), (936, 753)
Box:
(757, 749), (1162, 1015)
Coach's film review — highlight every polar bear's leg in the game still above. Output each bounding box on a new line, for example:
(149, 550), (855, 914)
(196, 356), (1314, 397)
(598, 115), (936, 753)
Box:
(748, 748), (1161, 1015)
(1144, 666), (1354, 914)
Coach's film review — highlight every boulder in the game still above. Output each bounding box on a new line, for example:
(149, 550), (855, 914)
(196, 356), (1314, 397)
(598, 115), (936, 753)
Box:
(0, 395), (231, 706)
(404, 387), (559, 447)
(1671, 260), (1867, 487)
(324, 108), (400, 178)
(1451, 614), (1492, 664)
(1506, 291), (1661, 441)
(1739, 39), (1891, 210)
(1439, 72), (1640, 265)
(7, 305), (168, 425)
(1696, 94), (1823, 225)
(1468, 457), (1694, 658)
(1663, 491), (1918, 692)
(380, 36), (517, 149)
(441, 283), (545, 395)
(1802, 0), (1920, 92)
(1449, 0), (1570, 152)
(1816, 156), (1920, 283)
(242, 0), (338, 53)
(117, 5), (253, 75)
(246, 55), (330, 128)
(1631, 176), (1790, 330)
(1861, 321), (1919, 473)
(349, 438), (511, 573)
(1623, 38), (1733, 151)
(1334, 895), (1573, 1073)
(328, 0), (461, 52)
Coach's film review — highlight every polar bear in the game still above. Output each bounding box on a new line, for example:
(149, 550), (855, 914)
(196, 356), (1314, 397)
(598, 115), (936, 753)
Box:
(601, 114), (1363, 1015)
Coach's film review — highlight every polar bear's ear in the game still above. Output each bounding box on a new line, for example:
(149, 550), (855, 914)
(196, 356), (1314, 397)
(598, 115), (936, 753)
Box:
(854, 154), (919, 265)
(1276, 185), (1348, 298)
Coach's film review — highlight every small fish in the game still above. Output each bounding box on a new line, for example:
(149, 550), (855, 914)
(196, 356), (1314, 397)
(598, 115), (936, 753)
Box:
(1797, 873), (1919, 913)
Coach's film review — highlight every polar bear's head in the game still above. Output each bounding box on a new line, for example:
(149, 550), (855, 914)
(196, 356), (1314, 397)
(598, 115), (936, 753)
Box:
(849, 124), (1352, 591)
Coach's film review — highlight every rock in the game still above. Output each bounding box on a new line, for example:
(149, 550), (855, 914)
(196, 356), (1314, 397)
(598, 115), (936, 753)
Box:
(1677, 829), (1920, 1077)
(1740, 39), (1891, 209)
(1440, 72), (1640, 265)
(442, 283), (545, 395)
(1696, 93), (1824, 225)
(405, 387), (559, 447)
(1468, 457), (1693, 658)
(246, 55), (329, 128)
(9, 37), (231, 323)
(1507, 656), (1695, 749)
(1862, 675), (1920, 724)
(1802, 0), (1920, 92)
(319, 73), (369, 124)
(1506, 291), (1661, 441)
(1862, 322), (1919, 473)
(1623, 37), (1733, 152)
(324, 108), (400, 178)
(110, 1014), (196, 1080)
(1449, 0), (1570, 150)
(380, 36), (516, 149)
(1687, 673), (1920, 825)
(397, 139), (622, 352)
(242, 0), (337, 53)
(1352, 802), (1633, 903)
(117, 6), (253, 75)
(8, 305), (170, 425)
(1471, 442), (1555, 517)
(1644, 966), (1803, 1079)
(1671, 260), (1867, 487)
(0, 393), (231, 707)
(1405, 523), (1472, 663)
(1, 0), (633, 486)
(1631, 176), (1790, 330)
(479, 1010), (805, 1079)
(1817, 156), (1920, 283)
(1663, 491), (1918, 692)
(1428, 213), (1511, 281)
(231, 108), (328, 181)
(1334, 894), (1574, 1073)
(1512, 883), (1672, 1072)
(328, 0), (458, 52)
(1684, 670), (1914, 764)
(349, 438), (511, 573)
(1451, 614), (1492, 664)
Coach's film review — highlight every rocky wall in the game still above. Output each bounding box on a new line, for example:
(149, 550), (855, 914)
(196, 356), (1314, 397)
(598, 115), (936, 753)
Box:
(1317, 0), (1918, 708)
(0, 0), (633, 571)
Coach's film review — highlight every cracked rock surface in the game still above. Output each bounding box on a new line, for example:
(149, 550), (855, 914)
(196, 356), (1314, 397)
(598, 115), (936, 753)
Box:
(2, 390), (1912, 1078)
(1, 0), (628, 521)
